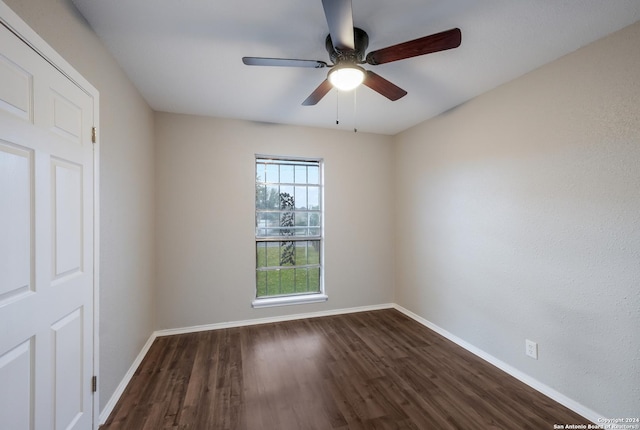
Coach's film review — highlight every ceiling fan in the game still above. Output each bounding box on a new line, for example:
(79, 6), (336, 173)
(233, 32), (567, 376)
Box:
(242, 0), (462, 106)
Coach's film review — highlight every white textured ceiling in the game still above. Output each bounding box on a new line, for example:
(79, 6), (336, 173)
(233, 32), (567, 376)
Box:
(71, 0), (640, 135)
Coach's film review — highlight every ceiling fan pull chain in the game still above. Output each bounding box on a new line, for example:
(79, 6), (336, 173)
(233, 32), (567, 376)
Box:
(336, 89), (340, 125)
(353, 88), (358, 133)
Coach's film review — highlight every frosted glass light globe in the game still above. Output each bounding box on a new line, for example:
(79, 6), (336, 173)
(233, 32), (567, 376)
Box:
(328, 65), (365, 91)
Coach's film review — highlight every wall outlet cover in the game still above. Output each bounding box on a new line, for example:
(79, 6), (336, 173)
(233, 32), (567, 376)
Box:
(526, 339), (538, 359)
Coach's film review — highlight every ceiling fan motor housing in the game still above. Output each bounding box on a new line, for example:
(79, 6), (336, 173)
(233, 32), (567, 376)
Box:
(326, 27), (369, 65)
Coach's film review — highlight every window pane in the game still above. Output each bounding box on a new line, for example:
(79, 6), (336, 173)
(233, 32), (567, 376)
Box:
(308, 268), (320, 292)
(256, 271), (267, 297)
(266, 185), (279, 209)
(295, 241), (308, 265)
(280, 164), (294, 183)
(256, 242), (267, 268)
(295, 186), (307, 209)
(295, 165), (306, 184)
(295, 212), (309, 227)
(270, 213), (282, 236)
(309, 213), (320, 227)
(256, 212), (266, 232)
(279, 212), (295, 236)
(266, 270), (280, 296)
(256, 212), (280, 236)
(256, 184), (267, 209)
(266, 163), (278, 183)
(308, 187), (319, 209)
(266, 242), (279, 266)
(295, 268), (308, 292)
(309, 215), (321, 237)
(307, 166), (319, 184)
(308, 241), (320, 265)
(280, 269), (295, 294)
(256, 163), (266, 183)
(279, 186), (294, 207)
(279, 241), (296, 266)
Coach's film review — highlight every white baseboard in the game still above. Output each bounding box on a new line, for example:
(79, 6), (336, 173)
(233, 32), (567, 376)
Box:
(154, 303), (395, 337)
(99, 302), (602, 425)
(392, 304), (604, 424)
(99, 333), (158, 425)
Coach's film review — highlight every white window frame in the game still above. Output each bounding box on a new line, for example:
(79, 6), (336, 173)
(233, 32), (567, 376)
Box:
(252, 155), (327, 308)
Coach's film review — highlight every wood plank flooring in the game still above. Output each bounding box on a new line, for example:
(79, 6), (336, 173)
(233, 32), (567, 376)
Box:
(101, 309), (590, 429)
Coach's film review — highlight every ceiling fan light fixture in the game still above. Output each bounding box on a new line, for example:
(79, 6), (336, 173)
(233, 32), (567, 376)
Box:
(328, 64), (365, 91)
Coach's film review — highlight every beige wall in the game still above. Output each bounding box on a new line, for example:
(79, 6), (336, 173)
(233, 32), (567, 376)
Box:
(155, 113), (395, 328)
(3, 0), (157, 411)
(394, 21), (640, 418)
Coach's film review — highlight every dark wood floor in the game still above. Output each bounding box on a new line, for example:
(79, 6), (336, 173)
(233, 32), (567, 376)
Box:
(101, 309), (589, 429)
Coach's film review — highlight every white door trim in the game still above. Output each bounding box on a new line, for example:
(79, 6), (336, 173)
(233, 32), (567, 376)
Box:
(0, 2), (101, 428)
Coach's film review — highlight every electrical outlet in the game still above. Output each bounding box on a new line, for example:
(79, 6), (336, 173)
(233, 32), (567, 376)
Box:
(526, 339), (538, 360)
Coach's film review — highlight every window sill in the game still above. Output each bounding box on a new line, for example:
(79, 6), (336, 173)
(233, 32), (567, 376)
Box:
(252, 293), (328, 309)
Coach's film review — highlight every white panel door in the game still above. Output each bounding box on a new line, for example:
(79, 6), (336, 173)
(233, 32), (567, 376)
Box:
(0, 21), (95, 430)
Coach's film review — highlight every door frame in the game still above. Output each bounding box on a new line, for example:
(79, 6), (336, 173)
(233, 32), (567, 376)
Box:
(0, 2), (101, 428)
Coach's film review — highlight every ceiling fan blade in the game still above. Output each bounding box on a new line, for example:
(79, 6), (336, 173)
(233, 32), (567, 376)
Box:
(362, 71), (407, 101)
(302, 79), (333, 106)
(365, 28), (462, 65)
(321, 0), (355, 50)
(242, 57), (328, 68)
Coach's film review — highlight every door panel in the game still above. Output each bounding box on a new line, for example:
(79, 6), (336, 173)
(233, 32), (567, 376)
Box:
(0, 20), (95, 430)
(0, 338), (34, 430)
(52, 308), (84, 430)
(0, 51), (32, 121)
(50, 89), (83, 145)
(52, 158), (83, 279)
(0, 141), (33, 301)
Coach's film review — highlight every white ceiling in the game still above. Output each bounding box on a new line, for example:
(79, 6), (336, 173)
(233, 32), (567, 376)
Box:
(71, 0), (640, 135)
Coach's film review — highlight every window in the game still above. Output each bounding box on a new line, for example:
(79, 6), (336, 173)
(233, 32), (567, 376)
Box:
(253, 157), (326, 308)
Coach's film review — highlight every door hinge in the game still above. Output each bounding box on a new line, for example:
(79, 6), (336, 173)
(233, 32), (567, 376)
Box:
(92, 376), (97, 393)
(91, 127), (97, 144)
